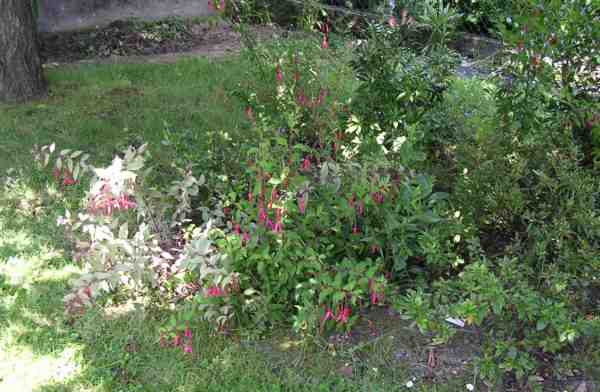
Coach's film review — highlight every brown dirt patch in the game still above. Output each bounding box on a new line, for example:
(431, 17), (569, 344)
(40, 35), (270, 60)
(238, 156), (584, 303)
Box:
(41, 19), (282, 66)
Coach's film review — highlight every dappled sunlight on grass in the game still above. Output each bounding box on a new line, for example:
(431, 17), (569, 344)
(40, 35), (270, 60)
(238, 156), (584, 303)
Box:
(0, 346), (84, 392)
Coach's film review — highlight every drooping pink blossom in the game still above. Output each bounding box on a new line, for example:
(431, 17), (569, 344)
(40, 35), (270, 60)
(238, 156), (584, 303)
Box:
(266, 219), (274, 231)
(321, 34), (329, 49)
(183, 344), (193, 354)
(116, 193), (136, 210)
(88, 187), (136, 216)
(296, 89), (306, 106)
(300, 156), (311, 172)
(206, 286), (224, 297)
(258, 207), (267, 224)
(63, 171), (77, 186)
(184, 328), (193, 339)
(275, 64), (283, 82)
(173, 333), (182, 347)
(269, 186), (278, 209)
(272, 221), (283, 234)
(321, 307), (334, 324)
(242, 231), (250, 244)
(335, 305), (351, 324)
(356, 200), (364, 216)
(368, 279), (385, 305)
(298, 195), (306, 215)
(352, 224), (359, 235)
(271, 209), (283, 233)
(371, 191), (385, 205)
(233, 223), (241, 235)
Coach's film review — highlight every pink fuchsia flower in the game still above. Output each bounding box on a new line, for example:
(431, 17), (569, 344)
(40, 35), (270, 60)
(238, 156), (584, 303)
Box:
(208, 0), (225, 11)
(296, 90), (306, 106)
(183, 344), (193, 354)
(356, 200), (364, 216)
(371, 191), (385, 205)
(271, 209), (283, 233)
(352, 224), (359, 235)
(258, 207), (267, 224)
(173, 333), (182, 347)
(184, 328), (193, 339)
(233, 223), (241, 235)
(266, 219), (274, 231)
(300, 156), (311, 172)
(297, 195), (306, 215)
(63, 171), (77, 186)
(268, 186), (278, 209)
(321, 34), (329, 49)
(321, 307), (334, 324)
(388, 16), (397, 27)
(242, 231), (250, 244)
(206, 286), (224, 298)
(116, 193), (136, 209)
(272, 221), (283, 234)
(335, 305), (351, 324)
(275, 64), (283, 82)
(368, 279), (385, 305)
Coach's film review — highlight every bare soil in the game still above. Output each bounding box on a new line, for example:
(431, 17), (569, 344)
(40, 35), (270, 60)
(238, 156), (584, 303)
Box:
(41, 20), (282, 66)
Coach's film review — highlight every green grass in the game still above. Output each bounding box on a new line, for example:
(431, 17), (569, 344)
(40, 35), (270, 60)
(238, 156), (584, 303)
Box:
(0, 57), (248, 171)
(0, 54), (477, 392)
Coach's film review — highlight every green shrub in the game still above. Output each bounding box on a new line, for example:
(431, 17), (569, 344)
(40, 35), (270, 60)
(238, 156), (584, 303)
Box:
(396, 0), (600, 388)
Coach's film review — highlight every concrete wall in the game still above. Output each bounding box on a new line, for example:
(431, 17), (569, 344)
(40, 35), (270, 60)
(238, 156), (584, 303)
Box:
(38, 0), (213, 32)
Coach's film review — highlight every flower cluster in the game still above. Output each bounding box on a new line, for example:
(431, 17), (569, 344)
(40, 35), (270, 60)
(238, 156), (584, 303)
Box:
(52, 167), (77, 186)
(88, 182), (136, 215)
(161, 327), (194, 355)
(321, 304), (352, 329)
(207, 0), (225, 12)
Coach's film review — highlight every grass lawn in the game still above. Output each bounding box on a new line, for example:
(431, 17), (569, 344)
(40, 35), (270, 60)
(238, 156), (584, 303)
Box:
(0, 57), (248, 171)
(0, 56), (479, 391)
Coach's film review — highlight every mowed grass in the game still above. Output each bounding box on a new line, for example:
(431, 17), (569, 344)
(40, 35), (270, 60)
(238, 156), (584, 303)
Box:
(0, 54), (477, 392)
(0, 57), (248, 171)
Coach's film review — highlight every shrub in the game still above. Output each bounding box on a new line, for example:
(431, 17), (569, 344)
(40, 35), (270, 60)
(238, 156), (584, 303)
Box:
(395, 0), (600, 388)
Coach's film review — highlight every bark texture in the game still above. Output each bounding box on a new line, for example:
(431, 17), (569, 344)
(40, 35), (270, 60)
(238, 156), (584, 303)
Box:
(0, 0), (46, 102)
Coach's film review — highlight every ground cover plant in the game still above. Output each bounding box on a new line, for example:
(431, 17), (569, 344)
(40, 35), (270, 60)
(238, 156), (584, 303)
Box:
(1, 0), (599, 391)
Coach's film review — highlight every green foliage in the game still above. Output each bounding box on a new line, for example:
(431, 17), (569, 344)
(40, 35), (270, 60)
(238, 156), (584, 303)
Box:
(447, 0), (512, 32)
(394, 0), (600, 388)
(5, 2), (600, 389)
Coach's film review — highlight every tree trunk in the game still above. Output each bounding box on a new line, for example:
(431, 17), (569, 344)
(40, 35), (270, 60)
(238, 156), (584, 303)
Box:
(0, 0), (46, 103)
